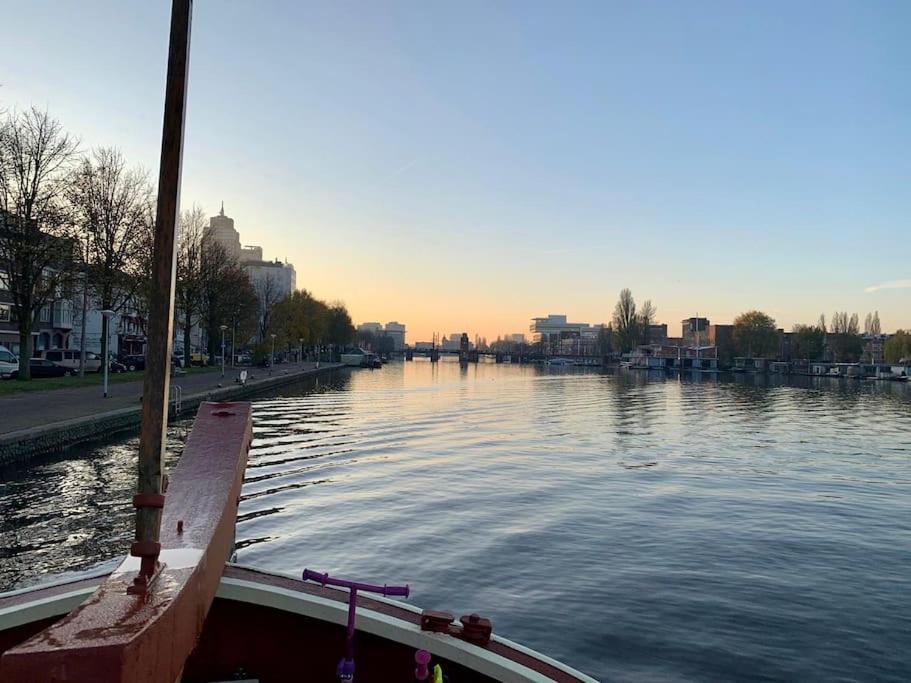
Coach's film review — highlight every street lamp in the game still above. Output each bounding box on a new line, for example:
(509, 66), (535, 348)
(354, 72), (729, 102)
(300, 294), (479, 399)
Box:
(100, 309), (115, 398)
(270, 333), (276, 375)
(230, 319), (236, 368)
(299, 338), (303, 366)
(219, 324), (228, 378)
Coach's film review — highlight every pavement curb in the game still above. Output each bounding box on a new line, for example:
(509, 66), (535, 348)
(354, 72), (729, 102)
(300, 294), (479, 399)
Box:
(0, 364), (345, 468)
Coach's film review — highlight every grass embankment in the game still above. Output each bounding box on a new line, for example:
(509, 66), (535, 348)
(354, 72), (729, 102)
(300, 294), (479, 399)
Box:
(0, 366), (220, 396)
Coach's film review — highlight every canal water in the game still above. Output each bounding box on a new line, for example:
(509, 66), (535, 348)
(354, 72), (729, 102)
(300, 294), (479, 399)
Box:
(2, 362), (910, 681)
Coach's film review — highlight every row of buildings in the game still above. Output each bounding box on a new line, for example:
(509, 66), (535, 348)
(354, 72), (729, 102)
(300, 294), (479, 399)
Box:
(527, 313), (894, 367)
(0, 205), (296, 359)
(355, 322), (407, 351)
(0, 285), (149, 360)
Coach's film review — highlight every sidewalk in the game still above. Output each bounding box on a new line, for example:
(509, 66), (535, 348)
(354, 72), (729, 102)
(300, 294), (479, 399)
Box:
(0, 363), (343, 466)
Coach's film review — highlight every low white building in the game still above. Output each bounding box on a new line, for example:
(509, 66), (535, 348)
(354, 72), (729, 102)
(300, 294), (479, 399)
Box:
(530, 314), (605, 343)
(244, 259), (296, 300)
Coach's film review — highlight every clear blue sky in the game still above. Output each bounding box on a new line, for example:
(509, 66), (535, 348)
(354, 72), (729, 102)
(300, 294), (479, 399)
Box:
(3, 0), (909, 340)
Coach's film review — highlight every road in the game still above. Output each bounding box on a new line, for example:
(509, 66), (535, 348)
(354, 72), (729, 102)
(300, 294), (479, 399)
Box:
(0, 363), (327, 436)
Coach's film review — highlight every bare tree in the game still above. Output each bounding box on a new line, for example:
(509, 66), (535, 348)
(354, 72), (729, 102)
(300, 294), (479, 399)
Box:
(0, 108), (79, 378)
(612, 288), (638, 352)
(68, 147), (153, 374)
(639, 300), (657, 345)
(870, 311), (881, 336)
(254, 271), (284, 342)
(199, 240), (256, 363)
(220, 266), (258, 360)
(829, 311), (863, 362)
(131, 208), (157, 338)
(175, 206), (207, 362)
(831, 312), (849, 334)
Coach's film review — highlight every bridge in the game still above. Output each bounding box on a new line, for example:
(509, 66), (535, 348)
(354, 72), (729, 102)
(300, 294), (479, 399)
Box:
(403, 348), (605, 366)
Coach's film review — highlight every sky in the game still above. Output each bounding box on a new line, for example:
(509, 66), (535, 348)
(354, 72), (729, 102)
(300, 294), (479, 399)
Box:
(3, 0), (909, 342)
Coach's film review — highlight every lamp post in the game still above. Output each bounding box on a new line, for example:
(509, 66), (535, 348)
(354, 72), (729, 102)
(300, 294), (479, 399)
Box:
(220, 324), (227, 378)
(270, 333), (276, 376)
(231, 319), (236, 368)
(299, 338), (303, 366)
(100, 309), (115, 398)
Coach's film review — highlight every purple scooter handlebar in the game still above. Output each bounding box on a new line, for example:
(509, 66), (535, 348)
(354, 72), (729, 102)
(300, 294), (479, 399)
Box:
(302, 569), (410, 598)
(302, 568), (411, 681)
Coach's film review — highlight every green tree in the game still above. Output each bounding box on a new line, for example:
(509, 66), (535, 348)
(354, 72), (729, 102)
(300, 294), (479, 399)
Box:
(884, 331), (911, 363)
(792, 324), (825, 360)
(733, 310), (778, 357)
(326, 303), (355, 346)
(612, 288), (639, 352)
(271, 290), (317, 347)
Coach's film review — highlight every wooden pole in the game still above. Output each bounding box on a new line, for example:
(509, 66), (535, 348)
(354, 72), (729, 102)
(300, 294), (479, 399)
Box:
(131, 0), (192, 591)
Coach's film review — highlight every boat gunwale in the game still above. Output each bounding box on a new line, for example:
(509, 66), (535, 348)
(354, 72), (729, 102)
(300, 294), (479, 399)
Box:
(0, 564), (598, 683)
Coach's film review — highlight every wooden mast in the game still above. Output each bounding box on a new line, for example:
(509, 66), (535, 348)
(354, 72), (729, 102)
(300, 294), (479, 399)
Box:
(2, 9), (252, 677)
(131, 0), (192, 592)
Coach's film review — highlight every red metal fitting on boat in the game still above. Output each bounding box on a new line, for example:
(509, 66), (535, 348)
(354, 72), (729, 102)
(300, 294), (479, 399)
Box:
(460, 613), (492, 645)
(132, 493), (165, 509)
(130, 541), (162, 558)
(420, 610), (454, 633)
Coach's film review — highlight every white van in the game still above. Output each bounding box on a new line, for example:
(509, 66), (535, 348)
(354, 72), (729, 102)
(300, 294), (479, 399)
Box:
(0, 345), (19, 379)
(40, 349), (103, 374)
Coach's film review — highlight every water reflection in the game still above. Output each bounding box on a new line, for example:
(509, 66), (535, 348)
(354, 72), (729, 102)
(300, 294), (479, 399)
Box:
(0, 423), (188, 588)
(2, 364), (910, 681)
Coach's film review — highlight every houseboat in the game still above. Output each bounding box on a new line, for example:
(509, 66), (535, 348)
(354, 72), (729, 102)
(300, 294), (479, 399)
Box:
(810, 362), (832, 376)
(768, 361), (791, 375)
(733, 357), (769, 373)
(340, 348), (379, 368)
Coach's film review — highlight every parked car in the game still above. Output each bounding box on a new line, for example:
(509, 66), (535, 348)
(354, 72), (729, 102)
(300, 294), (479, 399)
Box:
(0, 345), (19, 379)
(108, 357), (128, 374)
(13, 358), (68, 378)
(39, 349), (103, 375)
(120, 354), (146, 372)
(190, 351), (210, 367)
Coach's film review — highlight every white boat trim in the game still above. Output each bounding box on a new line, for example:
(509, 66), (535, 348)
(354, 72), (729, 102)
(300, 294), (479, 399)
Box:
(0, 587), (96, 631)
(218, 576), (598, 683)
(223, 564), (596, 681)
(0, 565), (114, 599)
